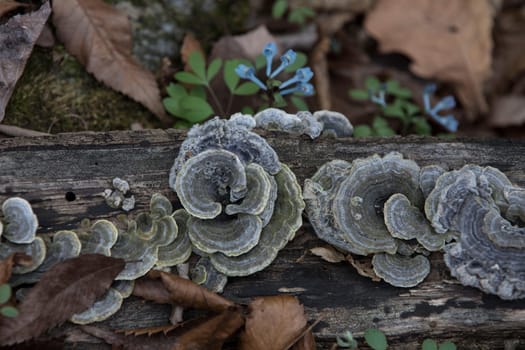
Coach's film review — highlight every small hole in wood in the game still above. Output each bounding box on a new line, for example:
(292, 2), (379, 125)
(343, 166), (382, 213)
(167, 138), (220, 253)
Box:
(65, 192), (76, 202)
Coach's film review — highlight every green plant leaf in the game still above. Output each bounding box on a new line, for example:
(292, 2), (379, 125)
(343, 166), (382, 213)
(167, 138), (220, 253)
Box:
(163, 97), (183, 117)
(179, 96), (214, 123)
(422, 339), (438, 350)
(365, 76), (381, 92)
(175, 71), (206, 85)
(207, 58), (222, 82)
(190, 86), (207, 100)
(401, 100), (420, 116)
(1, 306), (19, 318)
(188, 52), (206, 81)
(386, 79), (412, 98)
(241, 106), (255, 115)
(383, 100), (406, 119)
(336, 331), (358, 349)
(234, 82), (260, 95)
(438, 341), (457, 350)
(272, 0), (288, 19)
(272, 93), (287, 108)
(166, 83), (187, 98)
(288, 7), (315, 24)
(257, 104), (270, 113)
(224, 60), (241, 93)
(284, 52), (308, 73)
(174, 120), (192, 129)
(412, 117), (432, 135)
(364, 328), (388, 350)
(0, 284), (11, 304)
(291, 96), (308, 111)
(353, 125), (373, 137)
(255, 54), (266, 70)
(349, 89), (369, 100)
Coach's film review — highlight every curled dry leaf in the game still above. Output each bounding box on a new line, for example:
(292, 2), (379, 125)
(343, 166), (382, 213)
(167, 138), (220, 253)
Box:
(310, 246), (346, 263)
(239, 295), (308, 350)
(173, 306), (245, 350)
(0, 254), (125, 346)
(212, 25), (277, 61)
(0, 253), (32, 285)
(0, 1), (51, 122)
(365, 0), (494, 118)
(346, 254), (381, 282)
(159, 271), (234, 312)
(291, 330), (316, 350)
(132, 276), (172, 305)
(52, 0), (169, 124)
(0, 0), (27, 17)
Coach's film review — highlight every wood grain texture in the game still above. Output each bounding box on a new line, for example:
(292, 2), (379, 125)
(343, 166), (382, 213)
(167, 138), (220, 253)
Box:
(1, 130), (525, 349)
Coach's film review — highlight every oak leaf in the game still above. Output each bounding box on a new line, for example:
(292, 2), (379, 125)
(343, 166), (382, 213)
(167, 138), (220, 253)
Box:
(239, 295), (308, 350)
(159, 271), (234, 312)
(365, 0), (494, 119)
(52, 0), (170, 124)
(0, 254), (125, 345)
(0, 1), (51, 122)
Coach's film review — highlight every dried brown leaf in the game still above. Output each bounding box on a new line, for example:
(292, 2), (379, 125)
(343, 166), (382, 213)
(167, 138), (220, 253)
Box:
(52, 0), (169, 124)
(0, 1), (51, 122)
(173, 306), (245, 350)
(159, 271), (234, 312)
(35, 23), (55, 48)
(180, 33), (205, 73)
(132, 276), (172, 305)
(0, 253), (32, 284)
(239, 295), (308, 350)
(365, 0), (494, 118)
(346, 254), (381, 282)
(0, 0), (26, 17)
(0, 254), (125, 346)
(489, 95), (525, 127)
(211, 25), (277, 61)
(310, 246), (346, 263)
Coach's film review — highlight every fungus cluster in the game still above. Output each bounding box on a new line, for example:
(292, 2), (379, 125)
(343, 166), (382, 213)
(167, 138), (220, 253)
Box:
(169, 115), (304, 278)
(304, 153), (448, 287)
(425, 165), (525, 300)
(254, 108), (353, 138)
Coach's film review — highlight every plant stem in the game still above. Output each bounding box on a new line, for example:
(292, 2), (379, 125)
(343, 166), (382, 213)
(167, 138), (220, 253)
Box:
(226, 92), (234, 115)
(206, 84), (226, 117)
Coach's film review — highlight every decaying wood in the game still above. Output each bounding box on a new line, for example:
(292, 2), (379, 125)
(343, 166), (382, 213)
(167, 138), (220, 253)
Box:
(1, 129), (524, 349)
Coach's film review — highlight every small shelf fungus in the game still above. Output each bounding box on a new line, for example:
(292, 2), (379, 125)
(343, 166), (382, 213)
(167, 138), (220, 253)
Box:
(313, 110), (354, 138)
(0, 197), (46, 274)
(111, 193), (179, 280)
(103, 177), (135, 212)
(304, 153), (446, 288)
(425, 165), (525, 300)
(170, 115), (304, 277)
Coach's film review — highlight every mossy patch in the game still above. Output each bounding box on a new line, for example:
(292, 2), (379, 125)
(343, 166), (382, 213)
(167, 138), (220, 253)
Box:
(4, 46), (163, 133)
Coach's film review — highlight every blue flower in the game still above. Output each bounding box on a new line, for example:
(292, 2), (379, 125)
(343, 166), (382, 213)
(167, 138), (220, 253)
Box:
(235, 64), (267, 90)
(423, 84), (458, 132)
(369, 84), (387, 107)
(280, 82), (314, 96)
(270, 49), (297, 78)
(279, 67), (313, 89)
(263, 42), (277, 77)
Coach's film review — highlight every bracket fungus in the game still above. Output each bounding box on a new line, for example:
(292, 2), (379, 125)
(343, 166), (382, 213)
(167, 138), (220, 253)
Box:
(1, 197), (38, 244)
(425, 165), (525, 299)
(104, 177), (135, 212)
(170, 115), (304, 277)
(111, 193), (179, 280)
(304, 153), (447, 287)
(254, 108), (323, 139)
(0, 197), (45, 274)
(313, 110), (354, 138)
